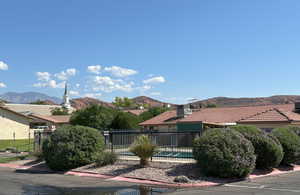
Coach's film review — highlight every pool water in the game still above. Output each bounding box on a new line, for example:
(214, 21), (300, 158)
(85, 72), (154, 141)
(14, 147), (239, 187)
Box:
(120, 151), (193, 159)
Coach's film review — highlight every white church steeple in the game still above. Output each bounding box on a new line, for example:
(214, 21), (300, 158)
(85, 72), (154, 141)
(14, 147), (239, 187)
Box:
(62, 82), (71, 110)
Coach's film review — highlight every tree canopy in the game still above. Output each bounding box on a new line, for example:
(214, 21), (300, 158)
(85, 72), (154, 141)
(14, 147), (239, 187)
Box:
(70, 104), (116, 130)
(110, 111), (140, 130)
(51, 107), (69, 115)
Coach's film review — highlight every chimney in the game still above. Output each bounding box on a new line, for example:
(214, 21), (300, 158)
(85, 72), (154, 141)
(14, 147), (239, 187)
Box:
(295, 102), (300, 113)
(177, 105), (192, 118)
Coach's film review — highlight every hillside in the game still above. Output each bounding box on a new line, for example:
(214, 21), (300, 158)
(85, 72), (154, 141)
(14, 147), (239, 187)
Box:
(0, 92), (62, 104)
(131, 96), (174, 107)
(70, 97), (115, 110)
(190, 95), (300, 108)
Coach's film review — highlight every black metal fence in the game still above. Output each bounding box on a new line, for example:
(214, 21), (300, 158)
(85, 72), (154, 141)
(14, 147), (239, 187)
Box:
(107, 130), (202, 160)
(34, 130), (202, 161)
(33, 131), (52, 152)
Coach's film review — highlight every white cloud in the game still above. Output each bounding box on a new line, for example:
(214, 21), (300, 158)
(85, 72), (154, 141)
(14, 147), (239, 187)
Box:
(143, 76), (166, 84)
(104, 66), (137, 77)
(33, 80), (65, 89)
(70, 90), (79, 96)
(55, 68), (77, 80)
(91, 76), (134, 93)
(75, 83), (80, 88)
(140, 85), (152, 91)
(0, 61), (8, 70)
(0, 82), (6, 88)
(87, 65), (101, 74)
(36, 72), (51, 81)
(84, 93), (102, 98)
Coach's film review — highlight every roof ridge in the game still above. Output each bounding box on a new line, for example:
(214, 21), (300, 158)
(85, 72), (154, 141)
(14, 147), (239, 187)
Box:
(274, 108), (292, 121)
(238, 108), (275, 122)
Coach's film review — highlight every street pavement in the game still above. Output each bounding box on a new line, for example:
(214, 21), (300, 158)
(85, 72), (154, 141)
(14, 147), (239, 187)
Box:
(1, 166), (300, 194)
(171, 171), (300, 195)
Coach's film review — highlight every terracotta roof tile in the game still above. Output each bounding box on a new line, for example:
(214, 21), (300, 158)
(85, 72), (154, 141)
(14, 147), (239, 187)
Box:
(139, 104), (299, 126)
(30, 114), (71, 124)
(124, 109), (147, 116)
(238, 108), (290, 122)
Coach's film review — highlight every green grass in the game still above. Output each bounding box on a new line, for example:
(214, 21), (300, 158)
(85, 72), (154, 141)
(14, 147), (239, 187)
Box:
(0, 155), (29, 163)
(0, 139), (34, 152)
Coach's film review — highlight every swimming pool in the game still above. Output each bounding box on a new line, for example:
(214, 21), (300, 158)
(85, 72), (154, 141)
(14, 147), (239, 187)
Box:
(120, 151), (193, 159)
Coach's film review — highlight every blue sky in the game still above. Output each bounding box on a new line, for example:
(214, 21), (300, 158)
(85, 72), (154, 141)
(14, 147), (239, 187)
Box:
(1, 0), (300, 103)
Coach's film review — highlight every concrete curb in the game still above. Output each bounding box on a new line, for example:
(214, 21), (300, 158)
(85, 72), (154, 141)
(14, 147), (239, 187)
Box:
(0, 163), (300, 188)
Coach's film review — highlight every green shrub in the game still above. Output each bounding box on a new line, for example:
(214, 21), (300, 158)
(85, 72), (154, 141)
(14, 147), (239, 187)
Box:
(43, 125), (105, 171)
(129, 135), (158, 167)
(70, 104), (116, 130)
(272, 127), (300, 165)
(193, 128), (256, 178)
(110, 111), (140, 130)
(283, 126), (300, 137)
(231, 125), (284, 169)
(95, 151), (118, 167)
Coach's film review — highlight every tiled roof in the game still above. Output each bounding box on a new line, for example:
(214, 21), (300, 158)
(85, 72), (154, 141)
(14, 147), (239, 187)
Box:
(124, 109), (147, 116)
(238, 108), (290, 123)
(30, 114), (71, 124)
(0, 106), (32, 120)
(139, 104), (299, 126)
(139, 110), (180, 125)
(4, 104), (63, 116)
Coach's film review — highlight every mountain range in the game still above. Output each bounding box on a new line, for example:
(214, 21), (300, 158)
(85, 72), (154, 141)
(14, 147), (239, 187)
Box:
(0, 92), (62, 104)
(1, 91), (300, 110)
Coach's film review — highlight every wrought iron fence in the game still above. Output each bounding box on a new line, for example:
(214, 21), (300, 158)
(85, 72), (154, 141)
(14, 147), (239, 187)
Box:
(33, 129), (202, 161)
(107, 130), (202, 160)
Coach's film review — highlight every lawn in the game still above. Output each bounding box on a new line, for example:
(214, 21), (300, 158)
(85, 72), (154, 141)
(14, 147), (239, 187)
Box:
(0, 139), (34, 152)
(0, 155), (29, 163)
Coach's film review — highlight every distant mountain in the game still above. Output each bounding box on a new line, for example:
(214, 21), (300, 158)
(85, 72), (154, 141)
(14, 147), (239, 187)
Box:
(70, 97), (115, 110)
(190, 95), (300, 108)
(0, 92), (62, 104)
(131, 96), (175, 107)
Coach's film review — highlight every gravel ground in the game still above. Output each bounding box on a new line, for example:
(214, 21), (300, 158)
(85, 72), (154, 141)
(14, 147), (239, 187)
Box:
(74, 160), (210, 183)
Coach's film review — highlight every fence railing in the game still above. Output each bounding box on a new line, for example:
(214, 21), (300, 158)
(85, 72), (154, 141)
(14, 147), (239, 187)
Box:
(107, 130), (202, 160)
(34, 129), (203, 161)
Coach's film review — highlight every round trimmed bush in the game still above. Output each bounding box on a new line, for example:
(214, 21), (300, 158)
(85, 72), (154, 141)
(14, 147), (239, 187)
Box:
(231, 125), (283, 169)
(272, 127), (300, 165)
(193, 128), (256, 178)
(43, 125), (105, 171)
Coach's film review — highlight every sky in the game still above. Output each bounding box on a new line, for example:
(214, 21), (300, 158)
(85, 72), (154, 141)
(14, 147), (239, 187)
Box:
(1, 0), (300, 104)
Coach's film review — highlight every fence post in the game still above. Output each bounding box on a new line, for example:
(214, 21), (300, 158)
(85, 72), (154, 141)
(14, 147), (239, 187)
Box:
(38, 131), (41, 151)
(150, 130), (153, 162)
(109, 131), (114, 152)
(28, 131), (30, 152)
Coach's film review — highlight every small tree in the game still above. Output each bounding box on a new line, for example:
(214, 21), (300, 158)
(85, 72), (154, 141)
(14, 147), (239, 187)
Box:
(70, 104), (116, 130)
(51, 107), (69, 115)
(129, 135), (157, 167)
(113, 97), (135, 109)
(110, 112), (140, 130)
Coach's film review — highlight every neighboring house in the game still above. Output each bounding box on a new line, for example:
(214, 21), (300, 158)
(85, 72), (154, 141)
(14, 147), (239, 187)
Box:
(0, 106), (34, 140)
(29, 114), (71, 131)
(4, 104), (63, 116)
(124, 109), (147, 116)
(0, 84), (73, 139)
(140, 103), (300, 132)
